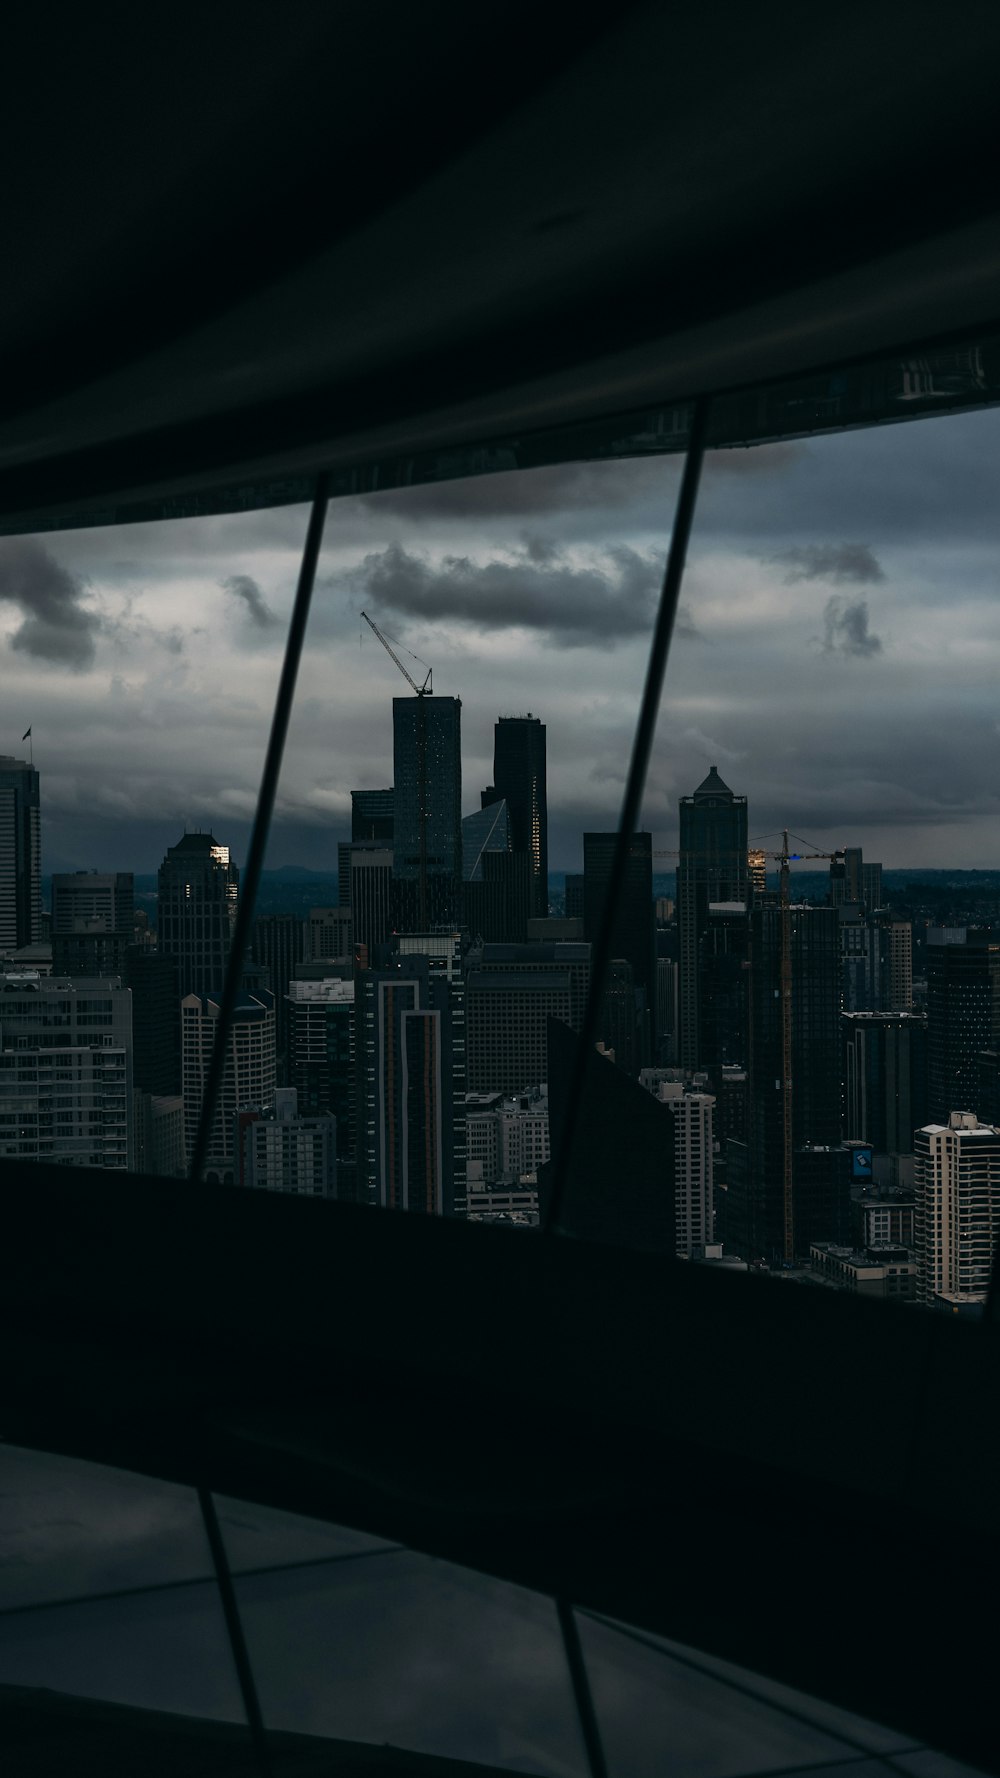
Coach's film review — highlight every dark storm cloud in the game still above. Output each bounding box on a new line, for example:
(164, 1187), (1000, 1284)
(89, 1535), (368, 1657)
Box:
(0, 537), (98, 667)
(772, 542), (886, 585)
(222, 573), (275, 627)
(822, 595), (882, 657)
(347, 539), (698, 647)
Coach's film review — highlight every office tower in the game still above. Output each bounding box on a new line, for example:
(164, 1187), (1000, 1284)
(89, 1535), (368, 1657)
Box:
(355, 955), (460, 1215)
(349, 847), (393, 961)
(914, 1111), (1000, 1308)
(655, 956), (679, 1064)
(0, 973), (132, 1168)
(677, 768), (748, 1069)
(158, 832), (239, 1000)
(742, 901), (842, 1262)
(392, 694), (462, 930)
(51, 871), (134, 976)
(0, 756), (41, 950)
(251, 914), (308, 1081)
(863, 861), (884, 913)
(124, 948), (181, 1096)
(842, 1011), (928, 1154)
(564, 874), (584, 922)
(181, 989), (275, 1182)
(463, 800), (510, 879)
(471, 941), (591, 1032)
(747, 850), (767, 899)
(926, 934), (1000, 1124)
(656, 1081), (715, 1257)
(396, 931), (467, 1212)
(583, 831), (654, 1068)
(492, 715), (548, 919)
(466, 964), (571, 1095)
(880, 920), (913, 1012)
(839, 904), (882, 1012)
(309, 906), (353, 962)
(288, 976), (355, 1160)
(830, 847), (883, 914)
(601, 958), (638, 1073)
(698, 900), (750, 1066)
(236, 1088), (338, 1198)
(464, 849), (532, 944)
(351, 787), (394, 843)
(133, 1093), (186, 1177)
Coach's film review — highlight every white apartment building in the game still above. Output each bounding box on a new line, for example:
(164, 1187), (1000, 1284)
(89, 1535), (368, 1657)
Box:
(914, 1111), (1000, 1308)
(657, 1080), (715, 1259)
(237, 1087), (337, 1198)
(465, 1086), (549, 1185)
(182, 990), (275, 1183)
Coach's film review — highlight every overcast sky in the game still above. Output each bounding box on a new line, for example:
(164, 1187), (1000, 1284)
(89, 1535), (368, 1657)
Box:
(3, 403), (999, 876)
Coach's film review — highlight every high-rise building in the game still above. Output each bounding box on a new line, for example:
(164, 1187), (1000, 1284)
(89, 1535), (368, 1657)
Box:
(880, 920), (913, 1011)
(158, 832), (239, 1000)
(656, 1081), (715, 1257)
(236, 1087), (337, 1198)
(470, 941), (591, 1032)
(839, 905), (882, 1012)
(308, 906), (353, 963)
(466, 1086), (549, 1186)
(492, 716), (548, 919)
(0, 973), (133, 1168)
(698, 901), (749, 1066)
(564, 874), (585, 922)
(181, 989), (275, 1182)
(124, 948), (180, 1096)
(914, 1111), (1000, 1308)
(462, 800), (510, 880)
(251, 914), (308, 1082)
(677, 768), (748, 1069)
(742, 901), (842, 1262)
(926, 934), (1000, 1125)
(355, 954), (461, 1215)
(51, 871), (135, 977)
(351, 788), (394, 844)
(464, 849), (532, 944)
(466, 966), (571, 1095)
(583, 831), (654, 1068)
(287, 976), (355, 1160)
(133, 1093), (186, 1177)
(392, 694), (462, 930)
(842, 1011), (927, 1155)
(349, 847), (393, 963)
(0, 756), (41, 951)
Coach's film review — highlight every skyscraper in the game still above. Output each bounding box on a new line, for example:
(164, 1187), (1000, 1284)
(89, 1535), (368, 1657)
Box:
(51, 871), (134, 976)
(0, 756), (41, 951)
(355, 955), (460, 1215)
(351, 787), (394, 843)
(251, 913), (308, 1083)
(842, 1011), (928, 1155)
(0, 972), (133, 1169)
(492, 715), (548, 919)
(926, 934), (1000, 1125)
(181, 988), (275, 1182)
(677, 767), (748, 1069)
(392, 695), (462, 930)
(158, 832), (239, 1000)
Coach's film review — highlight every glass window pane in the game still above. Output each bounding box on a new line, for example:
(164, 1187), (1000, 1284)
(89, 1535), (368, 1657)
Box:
(237, 1547), (587, 1775)
(0, 1443), (211, 1610)
(0, 1582), (245, 1723)
(574, 1609), (860, 1778)
(213, 1493), (396, 1574)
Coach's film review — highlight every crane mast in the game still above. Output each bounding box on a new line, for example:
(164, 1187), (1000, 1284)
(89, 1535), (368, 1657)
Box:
(361, 611), (433, 928)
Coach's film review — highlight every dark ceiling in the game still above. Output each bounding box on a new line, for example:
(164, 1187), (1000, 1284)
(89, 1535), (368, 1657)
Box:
(4, 1), (1000, 530)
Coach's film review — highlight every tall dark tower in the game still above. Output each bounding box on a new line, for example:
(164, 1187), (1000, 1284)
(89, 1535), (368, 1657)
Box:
(0, 755), (41, 950)
(492, 715), (548, 919)
(678, 766), (748, 1069)
(157, 832), (239, 1000)
(392, 696), (462, 930)
(927, 934), (1000, 1123)
(583, 831), (654, 1070)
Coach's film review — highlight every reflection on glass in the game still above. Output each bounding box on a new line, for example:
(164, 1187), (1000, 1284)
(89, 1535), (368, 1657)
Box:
(237, 1547), (587, 1775)
(0, 1582), (245, 1723)
(0, 1444), (210, 1610)
(213, 1493), (395, 1575)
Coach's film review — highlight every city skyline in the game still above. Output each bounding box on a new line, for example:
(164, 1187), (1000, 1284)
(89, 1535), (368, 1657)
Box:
(4, 404), (1000, 875)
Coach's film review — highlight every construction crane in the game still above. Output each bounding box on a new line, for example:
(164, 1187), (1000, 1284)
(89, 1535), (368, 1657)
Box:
(655, 833), (844, 1263)
(361, 611), (434, 927)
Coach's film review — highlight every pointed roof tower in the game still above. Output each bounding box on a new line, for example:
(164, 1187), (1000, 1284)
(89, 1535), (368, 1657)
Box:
(692, 764), (734, 801)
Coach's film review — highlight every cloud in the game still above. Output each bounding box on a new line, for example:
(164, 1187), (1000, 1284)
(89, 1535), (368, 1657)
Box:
(345, 540), (696, 649)
(822, 596), (883, 657)
(772, 542), (886, 585)
(222, 573), (275, 627)
(0, 537), (98, 667)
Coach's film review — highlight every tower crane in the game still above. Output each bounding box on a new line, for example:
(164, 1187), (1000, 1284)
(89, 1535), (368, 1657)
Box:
(655, 833), (845, 1263)
(361, 611), (434, 928)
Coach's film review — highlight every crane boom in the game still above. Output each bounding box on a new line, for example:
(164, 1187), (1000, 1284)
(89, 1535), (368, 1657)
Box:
(361, 611), (432, 695)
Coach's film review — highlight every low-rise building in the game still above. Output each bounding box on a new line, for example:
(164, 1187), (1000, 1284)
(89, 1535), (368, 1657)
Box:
(810, 1241), (917, 1299)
